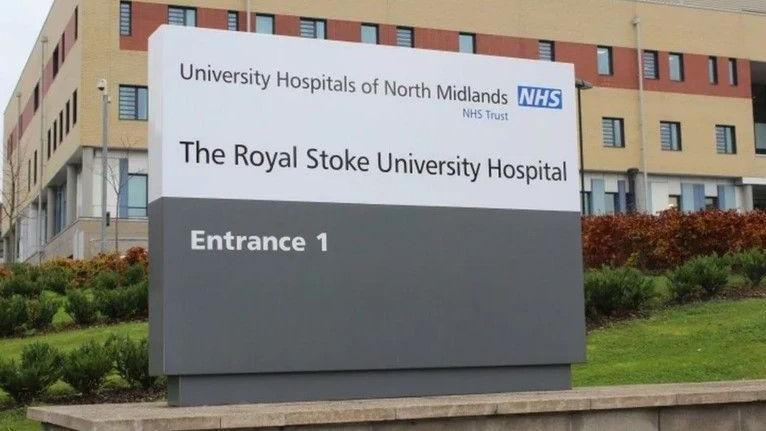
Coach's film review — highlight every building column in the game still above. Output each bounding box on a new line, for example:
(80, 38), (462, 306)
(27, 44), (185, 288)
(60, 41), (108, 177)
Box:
(633, 172), (650, 213)
(81, 148), (94, 217)
(46, 187), (55, 242)
(743, 185), (754, 212)
(66, 164), (77, 225)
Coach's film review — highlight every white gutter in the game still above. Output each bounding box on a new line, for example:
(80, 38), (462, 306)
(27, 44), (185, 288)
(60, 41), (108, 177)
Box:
(633, 16), (651, 213)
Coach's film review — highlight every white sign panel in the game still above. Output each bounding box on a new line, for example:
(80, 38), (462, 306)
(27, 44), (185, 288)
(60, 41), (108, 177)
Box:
(149, 26), (579, 212)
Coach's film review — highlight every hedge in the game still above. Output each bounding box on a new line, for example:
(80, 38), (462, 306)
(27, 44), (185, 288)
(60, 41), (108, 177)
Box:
(582, 210), (766, 272)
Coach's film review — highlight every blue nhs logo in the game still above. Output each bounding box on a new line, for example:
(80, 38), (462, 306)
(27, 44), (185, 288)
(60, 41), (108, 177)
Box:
(517, 86), (563, 109)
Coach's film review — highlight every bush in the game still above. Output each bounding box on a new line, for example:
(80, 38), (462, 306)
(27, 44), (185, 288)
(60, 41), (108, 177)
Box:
(61, 340), (113, 396)
(106, 335), (158, 389)
(0, 295), (28, 336)
(124, 247), (148, 266)
(26, 296), (61, 330)
(583, 211), (766, 271)
(731, 248), (766, 287)
(95, 282), (147, 321)
(65, 289), (98, 325)
(122, 264), (147, 286)
(89, 270), (120, 290)
(36, 266), (74, 295)
(668, 254), (730, 302)
(0, 342), (63, 404)
(2, 275), (42, 298)
(584, 267), (656, 321)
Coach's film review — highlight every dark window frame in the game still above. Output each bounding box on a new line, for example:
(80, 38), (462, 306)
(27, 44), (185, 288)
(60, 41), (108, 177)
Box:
(729, 58), (739, 86)
(602, 117), (625, 148)
(396, 26), (414, 48)
(361, 23), (379, 44)
(459, 32), (476, 54)
(168, 5), (197, 27)
(72, 89), (78, 125)
(597, 45), (613, 76)
(715, 125), (737, 154)
(538, 40), (555, 61)
(255, 14), (275, 34)
(126, 173), (149, 218)
(660, 121), (682, 151)
(33, 84), (40, 112)
(227, 10), (240, 31)
(120, 1), (132, 36)
(669, 52), (685, 82)
(119, 85), (149, 121)
(708, 56), (719, 85)
(643, 50), (659, 79)
(52, 45), (60, 77)
(299, 17), (326, 39)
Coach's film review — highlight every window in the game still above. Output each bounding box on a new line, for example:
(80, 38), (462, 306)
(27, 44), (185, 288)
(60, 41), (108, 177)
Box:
(27, 160), (31, 192)
(61, 33), (66, 63)
(227, 11), (239, 31)
(75, 6), (78, 39)
(127, 174), (148, 217)
(52, 45), (60, 77)
(538, 40), (555, 61)
(459, 33), (475, 54)
(708, 57), (718, 84)
(58, 111), (63, 142)
(255, 14), (274, 34)
(33, 82), (40, 112)
(66, 101), (71, 135)
(54, 186), (66, 234)
(120, 2), (132, 35)
(669, 53), (684, 81)
(604, 192), (619, 214)
(660, 121), (682, 151)
(53, 120), (58, 150)
(361, 24), (378, 44)
(668, 195), (681, 210)
(715, 125), (736, 154)
(396, 27), (413, 48)
(643, 50), (658, 79)
(597, 46), (613, 75)
(299, 18), (325, 39)
(728, 59), (738, 86)
(705, 197), (718, 211)
(581, 192), (592, 215)
(33, 151), (37, 184)
(47, 129), (51, 159)
(168, 6), (196, 27)
(72, 90), (77, 125)
(119, 85), (148, 120)
(602, 117), (625, 148)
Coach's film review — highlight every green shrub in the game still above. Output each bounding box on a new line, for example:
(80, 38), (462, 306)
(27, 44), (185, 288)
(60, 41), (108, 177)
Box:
(2, 275), (42, 298)
(106, 335), (158, 389)
(122, 264), (147, 286)
(26, 296), (61, 330)
(95, 282), (147, 322)
(61, 340), (113, 396)
(0, 295), (29, 336)
(731, 248), (766, 287)
(668, 254), (730, 302)
(37, 266), (74, 295)
(0, 342), (63, 404)
(65, 289), (98, 325)
(89, 270), (120, 290)
(584, 267), (655, 321)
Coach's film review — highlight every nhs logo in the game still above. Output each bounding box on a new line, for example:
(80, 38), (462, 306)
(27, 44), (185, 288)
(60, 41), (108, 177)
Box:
(517, 86), (563, 109)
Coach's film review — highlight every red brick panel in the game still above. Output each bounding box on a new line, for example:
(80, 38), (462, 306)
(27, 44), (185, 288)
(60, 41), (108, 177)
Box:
(42, 59), (54, 95)
(476, 34), (536, 58)
(120, 2), (167, 51)
(198, 7), (228, 30)
(63, 9), (77, 57)
(328, 19), (360, 42)
(238, 11), (248, 32)
(275, 15), (299, 36)
(378, 24), (397, 46)
(414, 28), (458, 52)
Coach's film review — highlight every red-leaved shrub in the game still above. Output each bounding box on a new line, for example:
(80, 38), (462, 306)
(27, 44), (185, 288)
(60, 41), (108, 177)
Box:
(582, 210), (766, 271)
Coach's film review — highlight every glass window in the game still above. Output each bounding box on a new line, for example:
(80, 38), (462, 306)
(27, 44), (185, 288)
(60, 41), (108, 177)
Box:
(597, 46), (612, 75)
(33, 84), (40, 112)
(361, 24), (378, 44)
(459, 33), (475, 54)
(52, 45), (59, 77)
(127, 174), (148, 218)
(300, 18), (325, 39)
(168, 6), (196, 27)
(581, 192), (592, 215)
(256, 14), (274, 34)
(643, 50), (658, 79)
(668, 195), (681, 210)
(602, 117), (625, 148)
(705, 197), (719, 211)
(660, 121), (682, 151)
(708, 57), (718, 84)
(59, 111), (63, 142)
(669, 53), (684, 81)
(65, 101), (70, 135)
(538, 40), (555, 61)
(729, 59), (738, 86)
(53, 186), (66, 234)
(120, 2), (132, 36)
(396, 27), (413, 48)
(72, 89), (78, 125)
(716, 125), (736, 154)
(227, 11), (239, 31)
(604, 193), (620, 215)
(119, 85), (148, 121)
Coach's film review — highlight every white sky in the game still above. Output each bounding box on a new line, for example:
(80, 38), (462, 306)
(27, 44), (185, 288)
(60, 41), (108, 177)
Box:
(0, 0), (55, 140)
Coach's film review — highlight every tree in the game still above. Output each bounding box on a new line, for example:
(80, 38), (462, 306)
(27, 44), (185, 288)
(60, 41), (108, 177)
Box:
(102, 136), (146, 253)
(2, 138), (35, 263)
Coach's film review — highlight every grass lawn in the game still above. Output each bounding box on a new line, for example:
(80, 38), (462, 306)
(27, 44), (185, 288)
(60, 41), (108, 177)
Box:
(2, 298), (766, 430)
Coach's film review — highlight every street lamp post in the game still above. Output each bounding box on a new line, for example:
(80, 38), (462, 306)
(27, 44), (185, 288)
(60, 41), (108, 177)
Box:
(98, 79), (109, 254)
(575, 79), (594, 213)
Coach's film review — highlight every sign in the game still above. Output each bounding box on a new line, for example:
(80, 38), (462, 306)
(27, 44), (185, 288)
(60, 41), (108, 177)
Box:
(149, 25), (585, 407)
